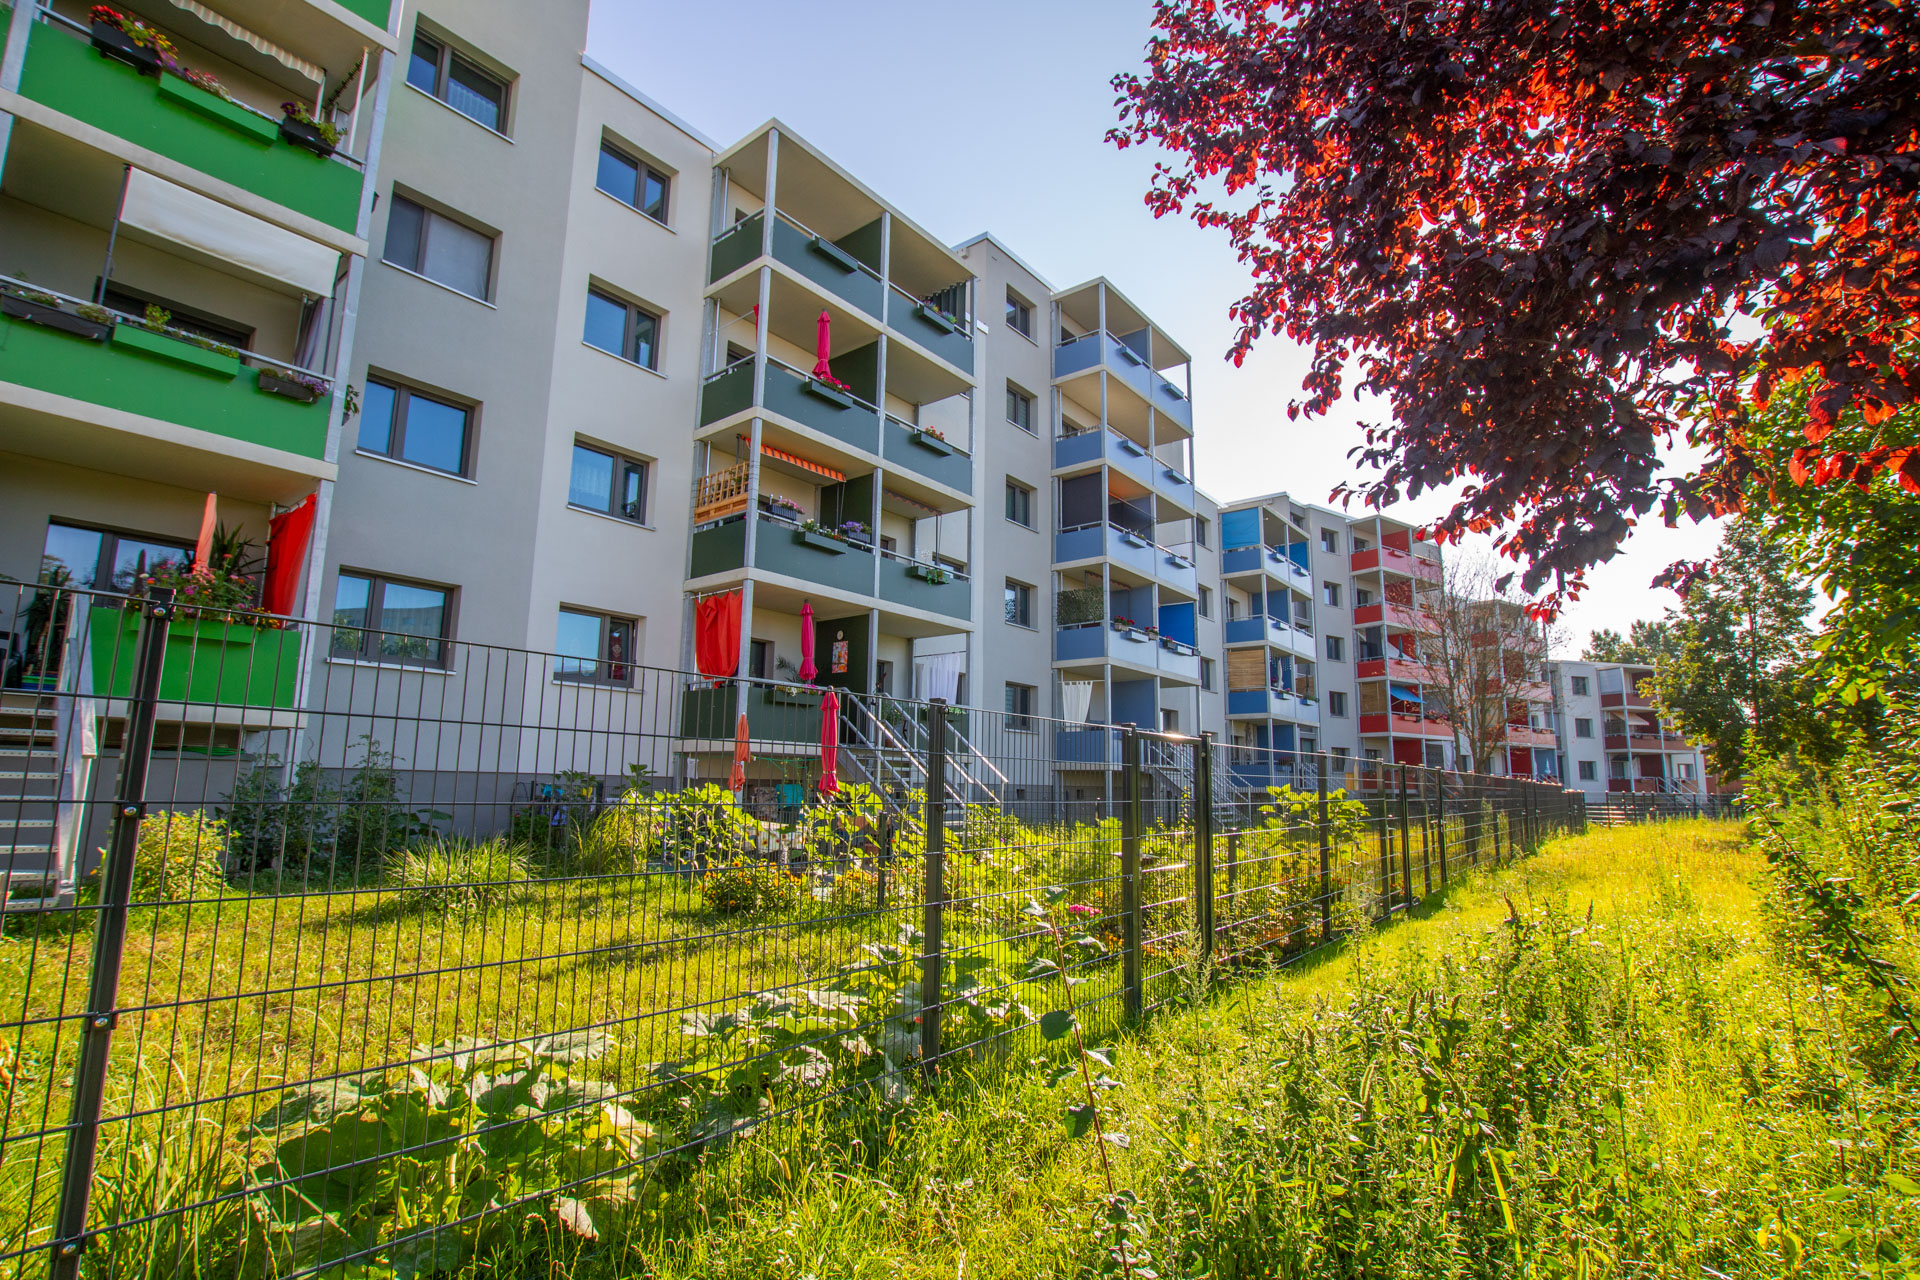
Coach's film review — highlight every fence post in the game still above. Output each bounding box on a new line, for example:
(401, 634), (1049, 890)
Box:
(920, 699), (948, 1075)
(1397, 763), (1414, 913)
(1195, 732), (1216, 967)
(1376, 772), (1392, 921)
(1316, 763), (1332, 944)
(49, 586), (172, 1280)
(1120, 726), (1144, 1019)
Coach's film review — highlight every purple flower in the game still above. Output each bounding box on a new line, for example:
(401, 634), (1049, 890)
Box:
(1065, 903), (1097, 917)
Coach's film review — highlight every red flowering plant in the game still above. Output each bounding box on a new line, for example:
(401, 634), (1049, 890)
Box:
(132, 526), (286, 630)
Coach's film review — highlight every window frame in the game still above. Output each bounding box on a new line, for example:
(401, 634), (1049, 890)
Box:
(568, 439), (651, 525)
(595, 138), (671, 225)
(407, 28), (510, 134)
(1004, 681), (1036, 732)
(1195, 516), (1210, 549)
(1322, 581), (1342, 607)
(1328, 690), (1349, 717)
(1005, 289), (1034, 340)
(1571, 675), (1591, 696)
(584, 285), (663, 371)
(41, 520), (193, 591)
(1003, 579), (1034, 629)
(1200, 657), (1215, 691)
(357, 376), (476, 477)
(330, 571), (455, 669)
(553, 605), (638, 686)
(1006, 384), (1036, 434)
(1575, 717), (1594, 739)
(1004, 479), (1034, 529)
(1320, 528), (1340, 554)
(383, 193), (496, 301)
(1325, 634), (1345, 661)
(1198, 585), (1212, 618)
(1577, 760), (1598, 781)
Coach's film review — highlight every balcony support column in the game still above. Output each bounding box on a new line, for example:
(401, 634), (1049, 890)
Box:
(0, 0), (38, 179)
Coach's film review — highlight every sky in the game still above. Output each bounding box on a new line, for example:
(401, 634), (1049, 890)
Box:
(584, 0), (1725, 654)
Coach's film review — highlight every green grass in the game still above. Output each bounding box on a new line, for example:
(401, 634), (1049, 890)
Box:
(596, 819), (1920, 1279)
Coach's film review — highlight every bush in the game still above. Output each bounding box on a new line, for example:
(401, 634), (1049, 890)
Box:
(388, 838), (533, 916)
(124, 810), (228, 902)
(699, 861), (805, 915)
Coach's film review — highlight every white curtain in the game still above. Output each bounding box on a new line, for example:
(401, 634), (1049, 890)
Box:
(916, 653), (963, 702)
(120, 170), (340, 297)
(1061, 680), (1095, 724)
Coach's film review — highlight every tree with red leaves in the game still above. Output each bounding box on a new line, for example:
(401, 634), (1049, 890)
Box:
(1111, 0), (1919, 610)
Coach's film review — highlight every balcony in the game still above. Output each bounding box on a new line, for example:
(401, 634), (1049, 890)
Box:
(1505, 726), (1558, 748)
(1599, 688), (1655, 709)
(1359, 712), (1454, 738)
(1603, 732), (1687, 752)
(17, 19), (365, 234)
(709, 209), (885, 318)
(1350, 545), (1442, 582)
(1054, 522), (1159, 581)
(1052, 331), (1191, 432)
(688, 514), (877, 598)
(679, 681), (834, 750)
(0, 300), (331, 463)
(1227, 688), (1320, 722)
(882, 416), (972, 495)
(1055, 622), (1159, 672)
(88, 605), (301, 722)
(1353, 601), (1426, 630)
(876, 552), (969, 621)
(1356, 654), (1441, 683)
(699, 360), (882, 456)
(886, 285), (973, 372)
(1223, 614), (1315, 660)
(1057, 726), (1121, 768)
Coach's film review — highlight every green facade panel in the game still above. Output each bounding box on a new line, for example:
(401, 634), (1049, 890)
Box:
(881, 418), (972, 494)
(0, 314), (331, 459)
(89, 608), (302, 710)
(20, 24), (363, 233)
(679, 683), (826, 746)
(755, 524), (876, 595)
(877, 560), (969, 619)
(689, 519), (747, 577)
(337, 0), (394, 29)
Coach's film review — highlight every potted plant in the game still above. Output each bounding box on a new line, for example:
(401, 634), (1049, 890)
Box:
(279, 101), (341, 158)
(1109, 614), (1132, 632)
(88, 6), (172, 76)
(257, 367), (330, 403)
(1, 283), (111, 341)
(795, 519), (848, 554)
(800, 376), (855, 409)
(912, 301), (960, 335)
(834, 520), (871, 546)
(761, 494), (805, 521)
(115, 304), (241, 375)
(1118, 528), (1149, 549)
(909, 424), (954, 456)
(907, 562), (953, 585)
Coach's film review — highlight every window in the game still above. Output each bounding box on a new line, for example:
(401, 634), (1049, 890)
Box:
(1578, 760), (1598, 782)
(358, 378), (473, 475)
(331, 572), (452, 667)
(1354, 586), (1375, 608)
(1198, 586), (1212, 618)
(1328, 690), (1349, 717)
(595, 140), (669, 222)
(1005, 479), (1034, 528)
(1571, 675), (1590, 696)
(1004, 682), (1036, 731)
(1320, 528), (1340, 554)
(584, 288), (661, 370)
(1161, 709), (1179, 733)
(384, 195), (493, 299)
(102, 285), (250, 350)
(1004, 579), (1033, 628)
(408, 29), (508, 132)
(748, 639), (771, 679)
(569, 442), (648, 523)
(1575, 717), (1594, 739)
(1201, 657), (1215, 691)
(1325, 634), (1345, 661)
(1005, 289), (1033, 339)
(41, 522), (191, 590)
(1322, 581), (1342, 607)
(1195, 515), (1210, 548)
(1006, 385), (1035, 433)
(555, 607), (636, 685)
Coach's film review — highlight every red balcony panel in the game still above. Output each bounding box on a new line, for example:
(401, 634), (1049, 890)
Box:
(1350, 548), (1381, 572)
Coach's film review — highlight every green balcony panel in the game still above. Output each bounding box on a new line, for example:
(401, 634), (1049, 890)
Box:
(689, 518), (748, 577)
(881, 418), (971, 494)
(337, 0), (394, 29)
(698, 362), (754, 425)
(755, 521), (875, 595)
(708, 211), (764, 284)
(679, 683), (826, 746)
(19, 24), (363, 233)
(769, 217), (884, 316)
(763, 363), (880, 453)
(888, 293), (974, 370)
(878, 560), (969, 620)
(89, 607), (301, 710)
(0, 314), (330, 459)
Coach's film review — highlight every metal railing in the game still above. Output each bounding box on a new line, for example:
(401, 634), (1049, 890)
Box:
(0, 580), (1586, 1279)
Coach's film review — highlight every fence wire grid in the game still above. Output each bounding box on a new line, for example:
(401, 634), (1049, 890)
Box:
(0, 582), (1585, 1278)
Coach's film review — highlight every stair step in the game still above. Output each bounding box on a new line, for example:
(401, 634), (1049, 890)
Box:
(3, 819), (54, 831)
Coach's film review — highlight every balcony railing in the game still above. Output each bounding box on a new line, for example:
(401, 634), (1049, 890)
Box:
(699, 358), (882, 455)
(709, 209), (886, 317)
(886, 283), (973, 371)
(1053, 426), (1191, 504)
(877, 548), (969, 620)
(882, 415), (972, 494)
(1052, 331), (1191, 431)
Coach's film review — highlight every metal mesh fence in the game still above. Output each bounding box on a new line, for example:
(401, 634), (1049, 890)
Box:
(0, 582), (1586, 1278)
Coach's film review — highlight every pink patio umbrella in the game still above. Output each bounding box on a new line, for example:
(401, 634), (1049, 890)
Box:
(192, 493), (218, 578)
(728, 712), (750, 792)
(817, 689), (840, 794)
(812, 309), (833, 379)
(798, 601), (817, 683)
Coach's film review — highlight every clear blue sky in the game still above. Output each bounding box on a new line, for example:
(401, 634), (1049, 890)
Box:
(584, 0), (1722, 651)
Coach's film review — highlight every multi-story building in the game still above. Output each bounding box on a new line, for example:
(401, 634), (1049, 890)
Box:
(1549, 660), (1711, 798)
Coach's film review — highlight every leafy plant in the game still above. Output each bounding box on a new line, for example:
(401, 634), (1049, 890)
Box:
(698, 861), (804, 915)
(239, 1031), (650, 1275)
(280, 101), (342, 147)
(388, 838), (534, 917)
(76, 303), (113, 326)
(652, 784), (759, 868)
(116, 809), (228, 903)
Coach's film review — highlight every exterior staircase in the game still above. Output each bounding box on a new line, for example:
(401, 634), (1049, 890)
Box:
(1, 592), (99, 912)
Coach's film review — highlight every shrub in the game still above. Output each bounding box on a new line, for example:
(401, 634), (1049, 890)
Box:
(389, 838), (533, 916)
(120, 809), (228, 902)
(699, 861), (804, 916)
(655, 785), (760, 867)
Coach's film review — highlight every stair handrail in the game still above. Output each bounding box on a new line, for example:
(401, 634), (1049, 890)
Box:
(51, 589), (98, 904)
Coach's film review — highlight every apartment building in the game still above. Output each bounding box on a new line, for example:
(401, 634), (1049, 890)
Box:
(1549, 660), (1712, 798)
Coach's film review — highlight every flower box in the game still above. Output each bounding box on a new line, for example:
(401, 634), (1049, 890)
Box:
(907, 563), (953, 584)
(763, 685), (823, 708)
(795, 529), (848, 555)
(913, 302), (959, 334)
(808, 236), (860, 274)
(112, 324), (241, 378)
(278, 113), (336, 158)
(1119, 530), (1149, 549)
(909, 429), (953, 456)
(801, 378), (854, 410)
(256, 368), (327, 403)
(1118, 437), (1147, 456)
(157, 76), (279, 143)
(1115, 343), (1147, 366)
(2, 294), (111, 341)
(90, 19), (161, 75)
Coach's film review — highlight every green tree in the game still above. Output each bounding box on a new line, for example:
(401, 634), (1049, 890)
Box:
(1582, 620), (1680, 667)
(1652, 519), (1813, 778)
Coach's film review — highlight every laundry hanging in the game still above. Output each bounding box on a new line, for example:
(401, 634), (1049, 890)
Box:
(262, 494), (316, 615)
(817, 689), (840, 793)
(798, 601), (817, 683)
(693, 590), (742, 684)
(916, 652), (963, 702)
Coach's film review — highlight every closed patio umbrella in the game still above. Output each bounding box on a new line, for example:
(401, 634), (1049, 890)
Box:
(728, 712), (750, 792)
(798, 601), (817, 683)
(812, 309), (834, 381)
(818, 689), (840, 793)
(192, 493), (218, 578)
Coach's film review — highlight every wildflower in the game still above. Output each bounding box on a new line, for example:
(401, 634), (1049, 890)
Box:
(1065, 903), (1097, 917)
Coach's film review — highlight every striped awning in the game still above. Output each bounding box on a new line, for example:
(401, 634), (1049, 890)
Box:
(163, 0), (325, 86)
(737, 436), (843, 482)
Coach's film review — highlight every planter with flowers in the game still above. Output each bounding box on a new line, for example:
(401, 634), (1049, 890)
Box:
(1, 284), (112, 341)
(257, 367), (330, 404)
(279, 101), (341, 158)
(794, 518), (870, 555)
(89, 5), (172, 75)
(906, 562), (954, 585)
(89, 552), (300, 713)
(112, 304), (241, 377)
(909, 424), (954, 456)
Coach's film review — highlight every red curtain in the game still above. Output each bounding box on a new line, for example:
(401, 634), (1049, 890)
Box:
(694, 590), (743, 683)
(262, 494), (316, 615)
